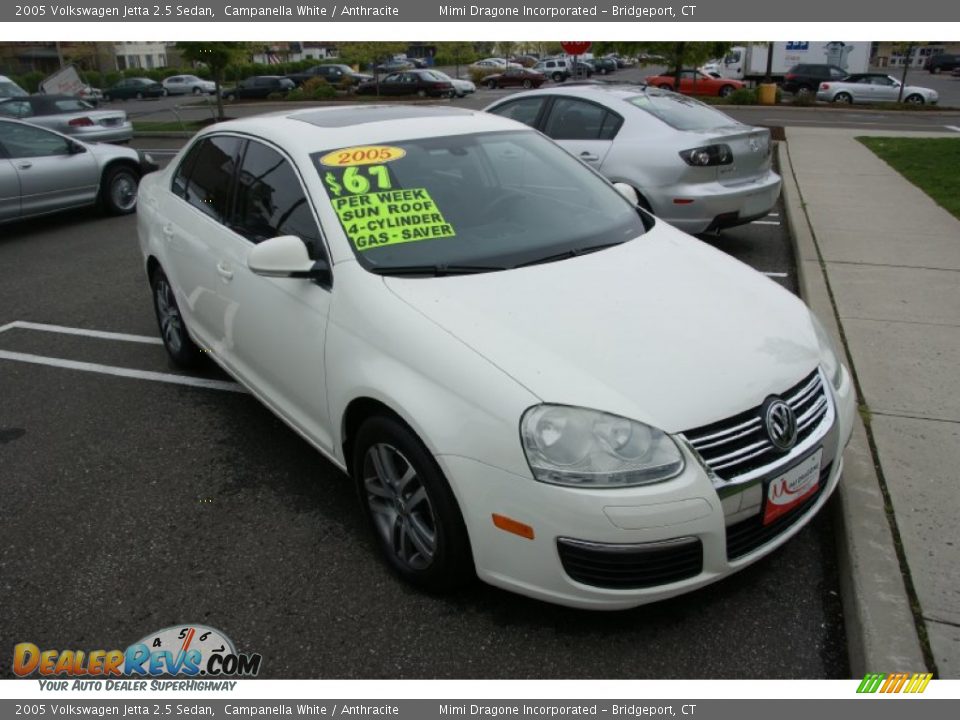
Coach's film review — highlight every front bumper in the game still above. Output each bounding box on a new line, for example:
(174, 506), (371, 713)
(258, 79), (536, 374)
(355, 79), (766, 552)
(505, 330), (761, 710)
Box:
(650, 171), (782, 235)
(439, 365), (854, 610)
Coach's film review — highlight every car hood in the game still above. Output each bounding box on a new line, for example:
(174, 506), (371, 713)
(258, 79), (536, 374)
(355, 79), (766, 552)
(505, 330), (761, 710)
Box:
(383, 222), (820, 434)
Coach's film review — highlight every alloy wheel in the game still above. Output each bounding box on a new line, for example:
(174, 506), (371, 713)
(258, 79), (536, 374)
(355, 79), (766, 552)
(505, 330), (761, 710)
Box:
(363, 443), (438, 571)
(155, 277), (183, 354)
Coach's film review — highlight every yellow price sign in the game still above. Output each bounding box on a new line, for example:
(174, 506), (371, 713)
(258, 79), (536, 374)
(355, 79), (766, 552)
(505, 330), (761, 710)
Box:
(318, 145), (407, 168)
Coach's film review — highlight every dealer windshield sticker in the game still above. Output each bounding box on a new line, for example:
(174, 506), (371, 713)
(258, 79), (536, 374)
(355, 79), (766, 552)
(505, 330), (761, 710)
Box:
(317, 156), (456, 252)
(318, 145), (406, 167)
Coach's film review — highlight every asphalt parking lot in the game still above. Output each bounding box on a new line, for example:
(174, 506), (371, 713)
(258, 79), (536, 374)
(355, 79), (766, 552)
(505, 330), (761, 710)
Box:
(0, 141), (845, 679)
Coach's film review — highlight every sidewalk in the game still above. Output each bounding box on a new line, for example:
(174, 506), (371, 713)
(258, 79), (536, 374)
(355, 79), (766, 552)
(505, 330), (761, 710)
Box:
(780, 126), (960, 677)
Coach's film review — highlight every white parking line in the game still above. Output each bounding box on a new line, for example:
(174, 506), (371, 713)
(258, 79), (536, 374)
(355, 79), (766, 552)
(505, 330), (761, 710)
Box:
(0, 350), (245, 393)
(0, 321), (243, 393)
(0, 320), (162, 344)
(946, 125), (960, 133)
(762, 272), (789, 278)
(752, 220), (781, 226)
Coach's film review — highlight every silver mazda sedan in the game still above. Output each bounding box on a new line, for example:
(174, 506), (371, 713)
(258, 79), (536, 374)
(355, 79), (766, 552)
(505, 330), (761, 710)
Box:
(486, 84), (781, 234)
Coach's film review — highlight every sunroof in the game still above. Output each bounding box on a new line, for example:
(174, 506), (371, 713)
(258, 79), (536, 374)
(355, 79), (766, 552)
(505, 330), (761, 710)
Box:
(290, 105), (476, 128)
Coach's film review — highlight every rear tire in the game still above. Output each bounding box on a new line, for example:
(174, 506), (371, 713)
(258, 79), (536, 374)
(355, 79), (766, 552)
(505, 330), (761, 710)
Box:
(150, 267), (202, 369)
(659, 83), (672, 90)
(552, 72), (564, 82)
(834, 92), (853, 104)
(135, 92), (144, 100)
(353, 415), (474, 593)
(719, 85), (735, 97)
(522, 79), (532, 89)
(487, 79), (497, 89)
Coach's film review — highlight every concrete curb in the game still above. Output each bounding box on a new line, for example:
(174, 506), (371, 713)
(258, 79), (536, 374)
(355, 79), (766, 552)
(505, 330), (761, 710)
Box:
(777, 139), (927, 676)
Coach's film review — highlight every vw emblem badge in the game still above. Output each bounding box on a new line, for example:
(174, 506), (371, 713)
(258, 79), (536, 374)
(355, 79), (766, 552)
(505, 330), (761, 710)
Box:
(765, 399), (798, 451)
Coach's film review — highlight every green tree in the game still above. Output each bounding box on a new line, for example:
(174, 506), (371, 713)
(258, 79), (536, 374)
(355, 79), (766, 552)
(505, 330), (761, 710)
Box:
(175, 42), (249, 120)
(433, 41), (476, 77)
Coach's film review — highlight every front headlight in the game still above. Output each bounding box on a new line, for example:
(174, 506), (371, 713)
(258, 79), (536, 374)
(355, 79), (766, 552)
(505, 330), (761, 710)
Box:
(520, 405), (685, 488)
(810, 311), (844, 390)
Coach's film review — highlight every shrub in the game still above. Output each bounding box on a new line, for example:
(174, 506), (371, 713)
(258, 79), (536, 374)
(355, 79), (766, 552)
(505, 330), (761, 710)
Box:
(301, 77), (329, 94)
(791, 91), (816, 107)
(286, 88), (306, 101)
(311, 83), (337, 100)
(15, 71), (45, 93)
(726, 87), (758, 105)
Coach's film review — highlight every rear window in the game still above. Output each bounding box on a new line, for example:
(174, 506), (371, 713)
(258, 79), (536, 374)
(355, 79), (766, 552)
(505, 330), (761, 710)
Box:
(626, 91), (741, 132)
(54, 99), (94, 112)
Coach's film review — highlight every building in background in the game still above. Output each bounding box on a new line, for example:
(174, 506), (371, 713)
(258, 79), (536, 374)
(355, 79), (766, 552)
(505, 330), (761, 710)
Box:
(871, 41), (960, 67)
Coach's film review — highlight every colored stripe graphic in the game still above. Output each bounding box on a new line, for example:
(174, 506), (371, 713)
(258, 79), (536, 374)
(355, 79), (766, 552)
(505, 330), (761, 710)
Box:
(857, 672), (932, 693)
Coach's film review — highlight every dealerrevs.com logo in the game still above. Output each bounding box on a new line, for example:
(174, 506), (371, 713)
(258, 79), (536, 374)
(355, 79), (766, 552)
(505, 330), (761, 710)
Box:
(14, 624), (262, 687)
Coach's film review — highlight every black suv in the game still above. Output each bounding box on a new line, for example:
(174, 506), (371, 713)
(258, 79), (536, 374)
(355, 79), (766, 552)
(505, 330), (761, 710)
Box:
(925, 54), (959, 74)
(285, 64), (372, 87)
(783, 64), (849, 94)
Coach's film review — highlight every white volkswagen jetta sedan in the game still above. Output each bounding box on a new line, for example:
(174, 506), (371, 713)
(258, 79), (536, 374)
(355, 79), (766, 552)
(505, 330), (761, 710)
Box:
(137, 106), (854, 610)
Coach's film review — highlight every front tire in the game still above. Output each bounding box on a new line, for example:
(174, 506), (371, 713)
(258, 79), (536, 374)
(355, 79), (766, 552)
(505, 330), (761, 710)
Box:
(552, 72), (564, 82)
(151, 267), (202, 368)
(522, 79), (532, 89)
(100, 165), (139, 215)
(719, 84), (735, 97)
(486, 79), (497, 90)
(135, 92), (144, 100)
(905, 93), (925, 105)
(353, 416), (474, 592)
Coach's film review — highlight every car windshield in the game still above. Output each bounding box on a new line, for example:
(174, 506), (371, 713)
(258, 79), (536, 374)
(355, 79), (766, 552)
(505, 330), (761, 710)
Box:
(313, 130), (646, 274)
(627, 91), (741, 131)
(0, 81), (27, 98)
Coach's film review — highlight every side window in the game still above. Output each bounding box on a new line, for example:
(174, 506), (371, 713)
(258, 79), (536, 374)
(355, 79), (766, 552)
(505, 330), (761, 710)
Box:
(0, 121), (70, 158)
(488, 97), (546, 128)
(232, 140), (323, 258)
(829, 67), (847, 79)
(178, 135), (242, 222)
(172, 139), (205, 199)
(543, 98), (619, 141)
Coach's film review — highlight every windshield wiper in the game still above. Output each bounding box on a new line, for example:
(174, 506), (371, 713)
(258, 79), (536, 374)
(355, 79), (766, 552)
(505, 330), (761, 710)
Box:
(513, 241), (626, 269)
(369, 263), (507, 277)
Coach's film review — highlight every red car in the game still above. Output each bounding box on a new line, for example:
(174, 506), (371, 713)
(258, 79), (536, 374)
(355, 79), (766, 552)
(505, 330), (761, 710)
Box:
(645, 69), (744, 98)
(483, 67), (547, 90)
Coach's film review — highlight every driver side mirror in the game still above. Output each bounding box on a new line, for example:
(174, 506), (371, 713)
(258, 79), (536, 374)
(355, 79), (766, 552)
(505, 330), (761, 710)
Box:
(248, 235), (332, 286)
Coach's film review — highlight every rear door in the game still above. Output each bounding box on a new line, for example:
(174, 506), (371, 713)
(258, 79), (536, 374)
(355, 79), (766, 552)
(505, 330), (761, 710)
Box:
(157, 134), (243, 349)
(540, 97), (621, 170)
(486, 96), (550, 129)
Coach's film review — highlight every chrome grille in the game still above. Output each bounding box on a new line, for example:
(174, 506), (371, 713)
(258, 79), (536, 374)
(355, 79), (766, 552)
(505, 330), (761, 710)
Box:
(683, 369), (829, 481)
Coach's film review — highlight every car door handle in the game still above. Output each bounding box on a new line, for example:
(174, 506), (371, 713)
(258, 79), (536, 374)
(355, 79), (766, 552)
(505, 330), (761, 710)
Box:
(579, 152), (599, 162)
(16, 161), (32, 170)
(216, 263), (234, 281)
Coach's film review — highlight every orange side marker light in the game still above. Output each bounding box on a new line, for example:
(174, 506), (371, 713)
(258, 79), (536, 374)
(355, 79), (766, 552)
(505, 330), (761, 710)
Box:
(492, 514), (535, 540)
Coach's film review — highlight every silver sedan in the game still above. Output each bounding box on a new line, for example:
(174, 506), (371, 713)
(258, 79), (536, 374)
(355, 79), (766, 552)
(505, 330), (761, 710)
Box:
(816, 73), (939, 105)
(0, 94), (133, 144)
(486, 85), (781, 235)
(162, 74), (217, 96)
(0, 118), (157, 225)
